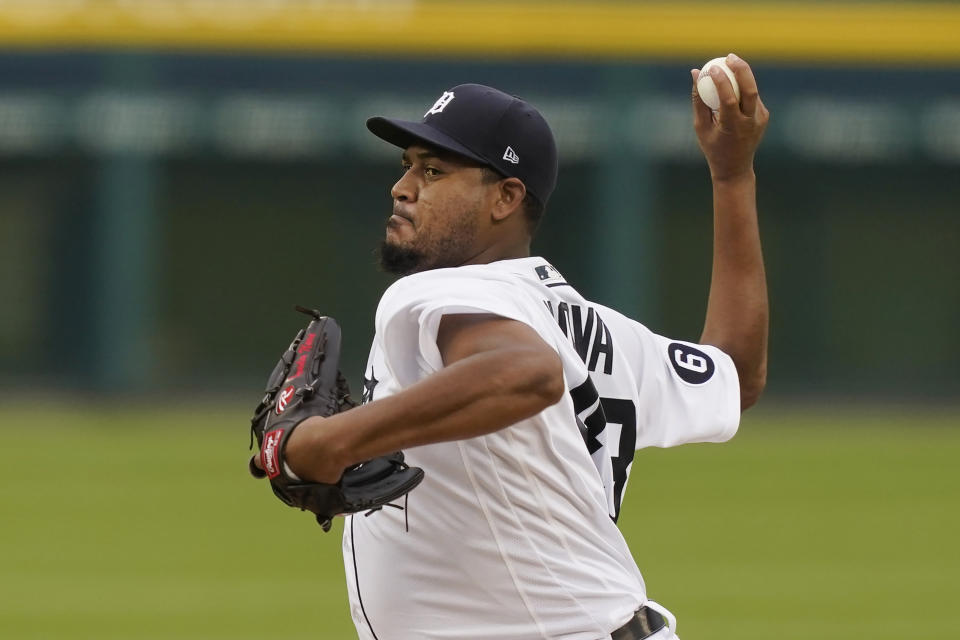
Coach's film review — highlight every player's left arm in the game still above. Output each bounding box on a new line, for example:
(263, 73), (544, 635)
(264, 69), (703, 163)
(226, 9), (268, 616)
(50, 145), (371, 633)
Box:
(279, 314), (564, 483)
(691, 54), (770, 411)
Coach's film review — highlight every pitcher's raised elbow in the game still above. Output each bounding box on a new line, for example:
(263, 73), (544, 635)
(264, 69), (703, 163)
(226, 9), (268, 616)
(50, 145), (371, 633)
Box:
(740, 366), (767, 411)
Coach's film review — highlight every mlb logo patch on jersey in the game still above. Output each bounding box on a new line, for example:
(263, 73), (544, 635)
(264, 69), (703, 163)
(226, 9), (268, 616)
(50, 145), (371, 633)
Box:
(535, 264), (563, 282)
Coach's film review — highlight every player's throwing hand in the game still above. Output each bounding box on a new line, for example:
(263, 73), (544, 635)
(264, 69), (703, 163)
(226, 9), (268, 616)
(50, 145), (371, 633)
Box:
(691, 53), (770, 182)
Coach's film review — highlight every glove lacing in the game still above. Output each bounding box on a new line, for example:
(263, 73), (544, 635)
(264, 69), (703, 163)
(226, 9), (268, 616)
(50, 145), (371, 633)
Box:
(365, 492), (412, 533)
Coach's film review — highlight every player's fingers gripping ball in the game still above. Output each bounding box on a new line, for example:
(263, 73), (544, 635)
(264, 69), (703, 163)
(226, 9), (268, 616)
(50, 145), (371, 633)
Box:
(696, 56), (741, 111)
(248, 306), (424, 531)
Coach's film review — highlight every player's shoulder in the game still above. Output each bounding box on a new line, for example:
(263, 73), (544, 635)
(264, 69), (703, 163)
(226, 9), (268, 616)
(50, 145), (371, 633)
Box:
(381, 259), (544, 300)
(382, 266), (494, 299)
(375, 263), (517, 320)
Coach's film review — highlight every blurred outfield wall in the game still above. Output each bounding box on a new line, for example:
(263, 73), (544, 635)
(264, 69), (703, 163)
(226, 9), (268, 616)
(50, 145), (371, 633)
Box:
(0, 1), (958, 401)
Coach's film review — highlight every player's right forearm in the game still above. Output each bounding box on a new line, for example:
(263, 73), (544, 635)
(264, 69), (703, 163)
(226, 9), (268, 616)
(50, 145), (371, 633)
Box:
(699, 171), (768, 409)
(284, 344), (564, 484)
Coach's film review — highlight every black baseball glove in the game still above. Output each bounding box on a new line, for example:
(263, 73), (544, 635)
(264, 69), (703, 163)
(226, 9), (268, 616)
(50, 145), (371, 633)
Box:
(249, 306), (424, 531)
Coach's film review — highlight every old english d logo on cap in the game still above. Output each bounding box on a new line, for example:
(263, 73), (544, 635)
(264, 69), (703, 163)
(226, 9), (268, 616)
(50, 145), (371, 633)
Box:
(425, 91), (455, 117)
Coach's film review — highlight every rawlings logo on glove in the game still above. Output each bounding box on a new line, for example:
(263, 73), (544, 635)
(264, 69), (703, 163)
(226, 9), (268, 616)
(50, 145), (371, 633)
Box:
(249, 306), (424, 530)
(261, 429), (283, 479)
(275, 387), (295, 414)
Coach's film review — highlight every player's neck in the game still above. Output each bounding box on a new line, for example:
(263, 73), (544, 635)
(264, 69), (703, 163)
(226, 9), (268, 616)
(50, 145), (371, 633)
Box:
(460, 238), (531, 267)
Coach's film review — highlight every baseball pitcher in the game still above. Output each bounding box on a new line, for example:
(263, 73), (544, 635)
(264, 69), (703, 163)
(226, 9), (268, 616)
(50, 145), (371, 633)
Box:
(251, 54), (769, 639)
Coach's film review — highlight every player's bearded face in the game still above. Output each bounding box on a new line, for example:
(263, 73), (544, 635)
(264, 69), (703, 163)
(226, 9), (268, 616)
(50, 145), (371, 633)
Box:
(379, 149), (490, 275)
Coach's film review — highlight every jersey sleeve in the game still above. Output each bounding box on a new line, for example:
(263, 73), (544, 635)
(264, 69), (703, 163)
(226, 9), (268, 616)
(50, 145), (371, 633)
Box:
(374, 269), (552, 387)
(594, 304), (741, 449)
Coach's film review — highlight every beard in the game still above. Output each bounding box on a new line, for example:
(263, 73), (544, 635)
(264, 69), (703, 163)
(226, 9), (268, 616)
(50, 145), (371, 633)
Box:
(377, 202), (481, 276)
(377, 240), (426, 276)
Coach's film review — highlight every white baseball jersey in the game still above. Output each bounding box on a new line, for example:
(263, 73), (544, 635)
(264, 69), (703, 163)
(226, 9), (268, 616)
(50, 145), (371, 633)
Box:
(343, 257), (740, 640)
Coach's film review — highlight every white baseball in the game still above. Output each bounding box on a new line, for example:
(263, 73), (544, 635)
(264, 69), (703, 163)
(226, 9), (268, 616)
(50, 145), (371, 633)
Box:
(696, 57), (740, 111)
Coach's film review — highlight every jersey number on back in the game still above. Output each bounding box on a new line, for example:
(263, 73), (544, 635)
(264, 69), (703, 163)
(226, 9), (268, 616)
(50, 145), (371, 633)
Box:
(569, 378), (637, 522)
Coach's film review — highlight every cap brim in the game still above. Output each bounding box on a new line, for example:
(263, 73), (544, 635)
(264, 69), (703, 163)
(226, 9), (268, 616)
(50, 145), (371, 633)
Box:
(366, 117), (489, 166)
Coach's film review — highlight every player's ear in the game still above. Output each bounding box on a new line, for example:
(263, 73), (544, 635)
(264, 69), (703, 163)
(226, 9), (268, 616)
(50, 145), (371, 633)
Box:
(491, 177), (526, 222)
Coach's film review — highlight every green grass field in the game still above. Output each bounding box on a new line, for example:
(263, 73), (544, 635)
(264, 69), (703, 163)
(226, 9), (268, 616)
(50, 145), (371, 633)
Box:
(2, 403), (958, 639)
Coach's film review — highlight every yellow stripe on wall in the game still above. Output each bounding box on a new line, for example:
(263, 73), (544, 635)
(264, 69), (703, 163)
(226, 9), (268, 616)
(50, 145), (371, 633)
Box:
(0, 1), (958, 64)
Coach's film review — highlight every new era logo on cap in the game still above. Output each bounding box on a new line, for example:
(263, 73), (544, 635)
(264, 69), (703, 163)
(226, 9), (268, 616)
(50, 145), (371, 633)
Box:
(503, 146), (519, 164)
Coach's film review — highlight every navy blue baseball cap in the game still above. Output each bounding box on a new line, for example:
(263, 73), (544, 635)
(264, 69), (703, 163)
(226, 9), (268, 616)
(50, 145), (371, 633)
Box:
(367, 84), (558, 205)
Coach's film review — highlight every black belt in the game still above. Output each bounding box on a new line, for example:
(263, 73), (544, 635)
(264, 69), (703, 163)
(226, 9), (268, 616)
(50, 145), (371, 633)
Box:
(610, 605), (667, 640)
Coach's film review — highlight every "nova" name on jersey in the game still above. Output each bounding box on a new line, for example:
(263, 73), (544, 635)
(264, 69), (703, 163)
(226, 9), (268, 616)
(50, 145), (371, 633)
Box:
(544, 301), (614, 375)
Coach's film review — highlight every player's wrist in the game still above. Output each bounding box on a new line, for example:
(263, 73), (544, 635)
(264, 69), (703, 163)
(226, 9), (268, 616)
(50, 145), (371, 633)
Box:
(285, 416), (346, 484)
(710, 166), (756, 187)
